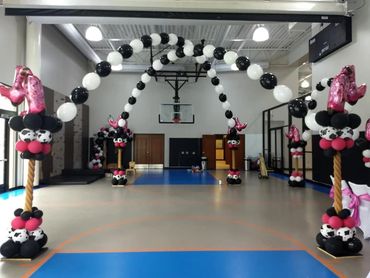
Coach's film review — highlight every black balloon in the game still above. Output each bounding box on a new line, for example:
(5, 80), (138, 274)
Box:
(219, 94), (227, 102)
(355, 138), (368, 149)
(346, 237), (362, 254)
(307, 100), (317, 110)
(41, 116), (57, 131)
(23, 114), (42, 130)
(33, 210), (43, 219)
(141, 35), (152, 48)
(96, 61), (111, 77)
(316, 83), (326, 91)
(9, 116), (24, 131)
(146, 67), (156, 76)
(316, 233), (327, 248)
(34, 153), (45, 161)
(21, 151), (33, 160)
(326, 207), (337, 217)
(176, 36), (185, 47)
(52, 118), (63, 133)
(288, 99), (308, 118)
(118, 44), (133, 59)
(128, 97), (136, 105)
(235, 56), (250, 71)
(325, 237), (344, 256)
(211, 77), (220, 86)
(137, 81), (145, 90)
(14, 208), (23, 216)
(160, 33), (169, 44)
(20, 240), (40, 258)
(193, 44), (203, 57)
(121, 112), (129, 120)
(202, 61), (211, 71)
(260, 73), (277, 90)
(330, 113), (349, 129)
(338, 209), (351, 219)
(327, 77), (333, 87)
(160, 55), (170, 65)
(348, 113), (361, 129)
(175, 47), (185, 58)
(213, 47), (226, 60)
(0, 240), (20, 258)
(37, 234), (48, 248)
(324, 149), (336, 158)
(21, 211), (32, 221)
(71, 87), (89, 104)
(225, 110), (233, 119)
(112, 178), (118, 185)
(315, 110), (331, 126)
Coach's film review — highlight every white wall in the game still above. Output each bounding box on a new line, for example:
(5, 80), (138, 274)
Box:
(312, 2), (370, 131)
(88, 66), (298, 166)
(0, 7), (26, 84)
(40, 25), (88, 96)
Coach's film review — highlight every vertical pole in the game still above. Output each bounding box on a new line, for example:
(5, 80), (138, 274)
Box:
(267, 110), (271, 168)
(24, 160), (35, 212)
(103, 140), (107, 169)
(117, 148), (122, 169)
(231, 149), (236, 169)
(333, 152), (342, 213)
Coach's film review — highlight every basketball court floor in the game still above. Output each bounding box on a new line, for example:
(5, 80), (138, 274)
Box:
(0, 170), (369, 278)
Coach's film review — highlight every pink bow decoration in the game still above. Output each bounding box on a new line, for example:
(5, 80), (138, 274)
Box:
(329, 187), (370, 226)
(285, 125), (300, 142)
(108, 115), (119, 128)
(234, 117), (247, 132)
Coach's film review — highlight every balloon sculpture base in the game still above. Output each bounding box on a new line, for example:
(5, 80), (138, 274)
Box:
(112, 184), (126, 188)
(317, 247), (362, 260)
(1, 247), (48, 262)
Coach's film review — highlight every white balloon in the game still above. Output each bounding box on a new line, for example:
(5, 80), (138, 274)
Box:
(305, 112), (321, 131)
(247, 64), (263, 80)
(168, 33), (178, 45)
(297, 147), (303, 152)
(141, 73), (151, 84)
(321, 77), (329, 87)
(167, 50), (178, 62)
(132, 88), (141, 98)
(184, 44), (194, 57)
(124, 103), (133, 112)
(311, 90), (319, 100)
(152, 59), (163, 71)
(302, 130), (312, 141)
(82, 72), (101, 91)
(150, 33), (161, 46)
(57, 102), (77, 122)
(207, 69), (217, 78)
(362, 149), (370, 158)
(224, 51), (238, 65)
(215, 85), (224, 94)
(184, 40), (193, 47)
(345, 102), (354, 112)
(129, 39), (143, 53)
(228, 118), (236, 128)
(352, 128), (360, 140)
(365, 162), (370, 168)
(195, 55), (206, 64)
(203, 44), (215, 58)
(222, 101), (231, 110)
(289, 176), (295, 181)
(107, 51), (123, 66)
(296, 176), (302, 182)
(118, 118), (126, 127)
(273, 85), (293, 103)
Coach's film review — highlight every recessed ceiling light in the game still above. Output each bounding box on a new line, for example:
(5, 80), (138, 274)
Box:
(111, 64), (123, 71)
(252, 25), (269, 42)
(85, 26), (102, 42)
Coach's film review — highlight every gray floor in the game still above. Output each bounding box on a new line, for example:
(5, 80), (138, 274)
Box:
(0, 171), (369, 278)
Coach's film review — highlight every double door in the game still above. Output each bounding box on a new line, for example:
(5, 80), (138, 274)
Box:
(134, 134), (164, 165)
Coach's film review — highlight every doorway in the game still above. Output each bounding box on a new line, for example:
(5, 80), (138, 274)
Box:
(134, 134), (164, 168)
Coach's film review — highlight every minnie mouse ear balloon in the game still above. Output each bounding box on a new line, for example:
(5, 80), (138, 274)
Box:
(57, 102), (77, 122)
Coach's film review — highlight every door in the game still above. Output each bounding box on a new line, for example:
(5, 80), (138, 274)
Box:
(202, 135), (216, 170)
(134, 134), (164, 165)
(0, 117), (9, 192)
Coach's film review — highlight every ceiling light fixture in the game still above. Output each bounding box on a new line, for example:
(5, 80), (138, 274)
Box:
(300, 79), (310, 88)
(111, 64), (123, 71)
(85, 26), (103, 42)
(252, 25), (269, 42)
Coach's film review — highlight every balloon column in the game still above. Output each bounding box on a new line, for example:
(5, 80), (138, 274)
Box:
(285, 125), (306, 187)
(362, 119), (370, 168)
(302, 65), (366, 257)
(0, 67), (63, 259)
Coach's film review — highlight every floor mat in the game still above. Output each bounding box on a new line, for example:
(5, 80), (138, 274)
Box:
(30, 250), (337, 278)
(134, 169), (217, 185)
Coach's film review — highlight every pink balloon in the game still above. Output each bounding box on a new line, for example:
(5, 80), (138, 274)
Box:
(328, 216), (343, 229)
(42, 143), (52, 154)
(343, 216), (356, 228)
(346, 139), (354, 149)
(11, 216), (26, 229)
(16, 140), (29, 152)
(26, 74), (46, 114)
(331, 138), (346, 151)
(366, 119), (370, 142)
(285, 125), (300, 142)
(118, 170), (125, 176)
(319, 139), (332, 150)
(345, 65), (366, 105)
(25, 218), (42, 231)
(28, 141), (43, 154)
(321, 213), (330, 224)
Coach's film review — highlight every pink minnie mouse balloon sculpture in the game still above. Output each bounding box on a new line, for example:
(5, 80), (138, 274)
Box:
(286, 125), (306, 187)
(362, 119), (370, 168)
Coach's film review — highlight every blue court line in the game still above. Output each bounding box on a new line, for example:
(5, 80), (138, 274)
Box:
(30, 250), (337, 278)
(270, 172), (331, 194)
(134, 169), (217, 185)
